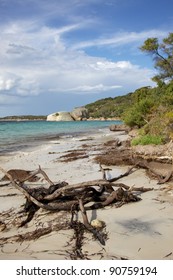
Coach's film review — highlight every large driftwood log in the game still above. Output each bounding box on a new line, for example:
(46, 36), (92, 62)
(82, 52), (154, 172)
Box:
(44, 179), (111, 200)
(136, 161), (173, 184)
(0, 165), (153, 212)
(0, 165), (153, 247)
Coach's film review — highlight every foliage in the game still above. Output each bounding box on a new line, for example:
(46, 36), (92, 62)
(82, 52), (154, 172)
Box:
(163, 111), (173, 140)
(122, 93), (154, 127)
(0, 115), (47, 120)
(85, 93), (133, 118)
(140, 32), (173, 83)
(131, 135), (164, 146)
(85, 33), (173, 143)
(85, 79), (173, 142)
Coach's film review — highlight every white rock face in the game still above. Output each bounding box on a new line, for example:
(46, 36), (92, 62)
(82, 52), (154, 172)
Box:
(47, 112), (74, 121)
(47, 107), (89, 121)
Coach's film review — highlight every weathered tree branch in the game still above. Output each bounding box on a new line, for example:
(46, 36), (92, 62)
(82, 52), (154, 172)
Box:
(79, 198), (106, 245)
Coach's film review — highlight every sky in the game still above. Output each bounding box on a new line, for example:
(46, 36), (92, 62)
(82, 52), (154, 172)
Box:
(0, 0), (173, 117)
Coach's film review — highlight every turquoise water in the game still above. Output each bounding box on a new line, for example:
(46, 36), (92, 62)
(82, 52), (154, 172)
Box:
(0, 120), (121, 154)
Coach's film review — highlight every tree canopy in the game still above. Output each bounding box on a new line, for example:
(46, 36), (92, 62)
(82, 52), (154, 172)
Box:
(140, 32), (173, 84)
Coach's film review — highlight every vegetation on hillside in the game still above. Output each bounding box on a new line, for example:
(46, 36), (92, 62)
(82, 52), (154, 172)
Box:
(85, 94), (133, 119)
(0, 115), (47, 120)
(86, 33), (173, 144)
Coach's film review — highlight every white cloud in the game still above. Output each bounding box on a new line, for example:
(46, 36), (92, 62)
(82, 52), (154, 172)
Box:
(90, 60), (134, 70)
(0, 20), (157, 105)
(0, 72), (20, 91)
(64, 83), (122, 93)
(0, 77), (15, 91)
(72, 30), (168, 50)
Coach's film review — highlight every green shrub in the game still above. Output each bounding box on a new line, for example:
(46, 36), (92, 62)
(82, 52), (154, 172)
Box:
(123, 98), (154, 128)
(131, 134), (163, 145)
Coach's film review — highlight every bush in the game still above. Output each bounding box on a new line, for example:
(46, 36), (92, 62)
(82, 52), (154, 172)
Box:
(123, 99), (154, 128)
(131, 135), (163, 145)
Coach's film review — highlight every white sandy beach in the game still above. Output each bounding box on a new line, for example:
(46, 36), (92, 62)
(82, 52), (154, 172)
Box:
(0, 129), (173, 260)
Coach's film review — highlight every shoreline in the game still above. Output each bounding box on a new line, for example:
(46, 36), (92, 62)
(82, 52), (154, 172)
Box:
(0, 129), (173, 260)
(0, 127), (109, 157)
(0, 120), (120, 155)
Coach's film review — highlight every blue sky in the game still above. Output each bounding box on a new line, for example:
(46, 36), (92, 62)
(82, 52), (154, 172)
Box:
(0, 0), (173, 117)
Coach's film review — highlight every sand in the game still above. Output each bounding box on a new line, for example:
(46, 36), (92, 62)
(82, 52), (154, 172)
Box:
(0, 129), (173, 260)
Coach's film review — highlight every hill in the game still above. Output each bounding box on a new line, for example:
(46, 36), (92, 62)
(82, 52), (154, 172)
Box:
(0, 115), (47, 121)
(85, 80), (173, 143)
(85, 93), (133, 119)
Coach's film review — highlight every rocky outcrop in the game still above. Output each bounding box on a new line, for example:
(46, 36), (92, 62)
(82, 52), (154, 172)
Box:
(70, 107), (89, 121)
(47, 107), (89, 121)
(109, 124), (130, 132)
(47, 112), (74, 121)
(88, 117), (106, 121)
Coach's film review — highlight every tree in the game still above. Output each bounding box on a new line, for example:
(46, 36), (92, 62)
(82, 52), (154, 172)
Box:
(140, 33), (173, 84)
(123, 98), (154, 128)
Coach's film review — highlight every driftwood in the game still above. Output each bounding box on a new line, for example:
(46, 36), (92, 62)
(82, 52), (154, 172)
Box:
(78, 198), (106, 245)
(0, 165), (153, 259)
(136, 161), (173, 184)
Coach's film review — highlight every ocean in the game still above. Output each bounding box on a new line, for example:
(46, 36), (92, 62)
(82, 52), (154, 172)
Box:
(0, 120), (121, 155)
